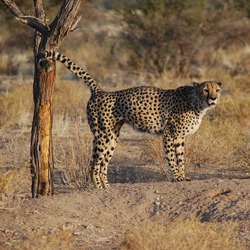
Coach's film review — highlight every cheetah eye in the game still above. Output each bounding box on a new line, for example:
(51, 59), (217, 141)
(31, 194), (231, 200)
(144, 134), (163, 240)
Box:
(204, 89), (209, 93)
(216, 89), (220, 93)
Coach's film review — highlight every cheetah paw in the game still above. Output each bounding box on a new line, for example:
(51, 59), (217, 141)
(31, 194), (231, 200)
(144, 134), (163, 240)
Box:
(173, 176), (191, 182)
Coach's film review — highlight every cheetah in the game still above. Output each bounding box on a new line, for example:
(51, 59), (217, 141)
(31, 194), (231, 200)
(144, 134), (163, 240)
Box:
(40, 51), (222, 189)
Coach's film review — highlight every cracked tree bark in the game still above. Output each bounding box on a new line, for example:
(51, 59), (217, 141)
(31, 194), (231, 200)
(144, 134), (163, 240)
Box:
(1, 0), (83, 197)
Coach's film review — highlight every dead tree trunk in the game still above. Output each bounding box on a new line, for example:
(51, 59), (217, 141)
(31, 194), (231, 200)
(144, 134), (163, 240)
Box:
(30, 58), (56, 197)
(1, 0), (83, 197)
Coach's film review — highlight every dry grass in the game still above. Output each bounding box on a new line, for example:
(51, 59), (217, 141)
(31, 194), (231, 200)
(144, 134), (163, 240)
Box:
(0, 164), (29, 195)
(0, 52), (9, 73)
(0, 134), (31, 206)
(3, 228), (83, 250)
(0, 163), (30, 210)
(54, 121), (93, 190)
(186, 119), (249, 169)
(54, 79), (88, 120)
(120, 218), (245, 250)
(0, 84), (33, 128)
(142, 137), (169, 180)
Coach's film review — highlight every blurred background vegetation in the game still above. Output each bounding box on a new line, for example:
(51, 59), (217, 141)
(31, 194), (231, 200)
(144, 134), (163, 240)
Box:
(0, 0), (250, 77)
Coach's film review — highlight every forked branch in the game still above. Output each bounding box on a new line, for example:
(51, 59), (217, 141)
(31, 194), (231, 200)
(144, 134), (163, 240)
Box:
(1, 0), (48, 33)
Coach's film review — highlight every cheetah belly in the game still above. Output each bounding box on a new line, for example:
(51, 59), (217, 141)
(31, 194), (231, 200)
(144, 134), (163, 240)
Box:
(117, 87), (168, 134)
(124, 107), (165, 134)
(129, 117), (164, 134)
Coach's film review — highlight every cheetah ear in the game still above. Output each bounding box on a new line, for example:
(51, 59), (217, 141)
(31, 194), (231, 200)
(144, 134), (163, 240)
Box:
(193, 82), (200, 87)
(217, 82), (222, 87)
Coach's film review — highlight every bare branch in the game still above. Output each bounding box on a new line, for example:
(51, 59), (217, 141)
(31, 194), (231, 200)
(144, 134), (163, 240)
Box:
(15, 15), (48, 32)
(1, 0), (24, 17)
(70, 15), (82, 32)
(48, 0), (83, 50)
(33, 0), (46, 19)
(1, 0), (48, 33)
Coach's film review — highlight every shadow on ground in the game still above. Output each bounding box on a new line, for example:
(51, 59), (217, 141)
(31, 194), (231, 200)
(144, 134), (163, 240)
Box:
(108, 164), (250, 184)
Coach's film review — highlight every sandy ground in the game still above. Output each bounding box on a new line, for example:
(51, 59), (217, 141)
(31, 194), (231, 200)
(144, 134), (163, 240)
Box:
(0, 126), (249, 249)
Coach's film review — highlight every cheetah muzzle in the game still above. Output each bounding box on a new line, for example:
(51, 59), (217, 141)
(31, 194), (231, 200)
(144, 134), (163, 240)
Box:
(41, 51), (222, 189)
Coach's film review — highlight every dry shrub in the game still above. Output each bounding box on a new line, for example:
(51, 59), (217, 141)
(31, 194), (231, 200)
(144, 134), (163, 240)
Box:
(120, 219), (244, 250)
(55, 121), (92, 190)
(117, 0), (250, 77)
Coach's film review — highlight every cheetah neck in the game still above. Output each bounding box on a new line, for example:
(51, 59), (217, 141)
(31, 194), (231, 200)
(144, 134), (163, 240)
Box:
(190, 91), (212, 116)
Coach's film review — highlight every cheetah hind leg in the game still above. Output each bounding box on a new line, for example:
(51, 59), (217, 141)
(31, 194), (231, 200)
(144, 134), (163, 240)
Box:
(91, 132), (119, 189)
(91, 138), (105, 189)
(99, 123), (122, 188)
(99, 134), (119, 188)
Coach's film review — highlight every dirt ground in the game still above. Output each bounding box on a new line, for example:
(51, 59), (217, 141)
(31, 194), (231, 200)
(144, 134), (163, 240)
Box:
(0, 126), (249, 249)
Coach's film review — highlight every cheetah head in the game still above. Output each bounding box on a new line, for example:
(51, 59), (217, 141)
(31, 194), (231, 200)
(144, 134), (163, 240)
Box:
(193, 81), (222, 108)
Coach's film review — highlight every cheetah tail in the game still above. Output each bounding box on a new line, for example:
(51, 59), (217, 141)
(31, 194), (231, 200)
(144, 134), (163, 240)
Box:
(43, 50), (102, 94)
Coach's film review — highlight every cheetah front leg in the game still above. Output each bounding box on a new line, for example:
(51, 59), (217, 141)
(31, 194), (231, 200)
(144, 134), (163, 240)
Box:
(162, 132), (180, 182)
(174, 137), (191, 181)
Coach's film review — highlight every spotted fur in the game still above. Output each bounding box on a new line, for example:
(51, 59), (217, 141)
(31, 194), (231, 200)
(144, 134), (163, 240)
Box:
(41, 50), (222, 189)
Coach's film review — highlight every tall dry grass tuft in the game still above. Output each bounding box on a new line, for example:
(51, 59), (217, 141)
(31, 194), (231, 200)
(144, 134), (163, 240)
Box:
(120, 219), (245, 250)
(55, 121), (92, 190)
